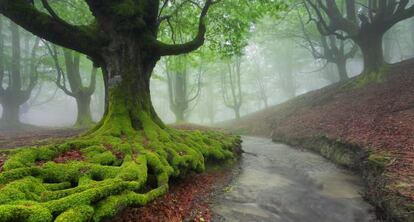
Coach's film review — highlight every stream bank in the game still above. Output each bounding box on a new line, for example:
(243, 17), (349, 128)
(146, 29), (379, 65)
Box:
(222, 62), (414, 221)
(211, 137), (377, 222)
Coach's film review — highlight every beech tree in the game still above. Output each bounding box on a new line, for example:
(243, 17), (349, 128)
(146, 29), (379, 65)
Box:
(221, 56), (243, 120)
(166, 55), (202, 123)
(299, 14), (357, 81)
(0, 1), (284, 220)
(0, 19), (40, 129)
(0, 0), (215, 132)
(46, 45), (97, 127)
(303, 0), (414, 73)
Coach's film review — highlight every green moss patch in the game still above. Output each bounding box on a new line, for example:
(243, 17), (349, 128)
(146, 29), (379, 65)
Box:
(0, 127), (241, 222)
(346, 65), (389, 89)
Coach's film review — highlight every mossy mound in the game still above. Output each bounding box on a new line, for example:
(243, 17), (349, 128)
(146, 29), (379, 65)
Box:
(0, 125), (240, 222)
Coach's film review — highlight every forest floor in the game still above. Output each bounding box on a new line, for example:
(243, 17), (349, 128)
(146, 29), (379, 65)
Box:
(0, 128), (85, 149)
(111, 164), (236, 222)
(221, 60), (414, 220)
(0, 124), (235, 222)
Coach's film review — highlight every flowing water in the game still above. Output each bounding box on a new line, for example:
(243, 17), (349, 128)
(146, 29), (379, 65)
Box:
(212, 137), (378, 222)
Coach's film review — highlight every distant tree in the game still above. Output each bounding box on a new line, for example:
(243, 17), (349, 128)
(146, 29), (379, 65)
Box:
(165, 55), (202, 123)
(299, 14), (357, 81)
(46, 45), (97, 127)
(303, 0), (414, 73)
(221, 56), (243, 120)
(0, 19), (40, 129)
(204, 79), (217, 124)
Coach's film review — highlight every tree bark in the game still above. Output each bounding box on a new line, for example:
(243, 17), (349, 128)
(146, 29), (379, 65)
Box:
(75, 95), (93, 127)
(336, 58), (349, 82)
(0, 99), (20, 128)
(234, 107), (241, 120)
(358, 32), (385, 74)
(59, 50), (96, 127)
(89, 40), (164, 136)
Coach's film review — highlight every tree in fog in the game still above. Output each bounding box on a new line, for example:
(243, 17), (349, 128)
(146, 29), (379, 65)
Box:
(0, 0), (217, 133)
(304, 0), (414, 73)
(299, 14), (357, 81)
(47, 45), (98, 127)
(221, 56), (243, 120)
(165, 55), (202, 123)
(0, 19), (40, 129)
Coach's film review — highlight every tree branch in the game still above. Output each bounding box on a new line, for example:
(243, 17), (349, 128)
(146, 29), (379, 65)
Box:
(44, 41), (76, 97)
(0, 0), (105, 61)
(155, 0), (214, 56)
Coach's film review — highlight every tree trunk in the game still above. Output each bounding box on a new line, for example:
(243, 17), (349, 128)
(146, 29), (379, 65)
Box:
(174, 109), (185, 123)
(336, 58), (349, 82)
(75, 95), (93, 127)
(89, 42), (164, 136)
(0, 99), (20, 128)
(0, 22), (24, 129)
(357, 33), (385, 74)
(234, 107), (240, 120)
(263, 96), (269, 108)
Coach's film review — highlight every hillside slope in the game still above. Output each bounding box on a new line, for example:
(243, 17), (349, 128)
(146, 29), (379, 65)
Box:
(224, 61), (414, 221)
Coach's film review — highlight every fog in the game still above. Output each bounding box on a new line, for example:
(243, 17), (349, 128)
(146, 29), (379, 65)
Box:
(1, 7), (414, 129)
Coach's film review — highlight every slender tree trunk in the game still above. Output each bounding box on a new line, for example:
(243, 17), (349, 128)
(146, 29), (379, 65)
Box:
(234, 107), (240, 120)
(75, 95), (93, 126)
(0, 99), (20, 128)
(336, 58), (349, 82)
(174, 109), (185, 123)
(357, 33), (385, 74)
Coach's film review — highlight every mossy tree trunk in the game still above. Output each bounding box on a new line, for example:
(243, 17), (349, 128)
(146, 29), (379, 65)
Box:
(89, 38), (165, 136)
(75, 95), (93, 127)
(357, 31), (385, 74)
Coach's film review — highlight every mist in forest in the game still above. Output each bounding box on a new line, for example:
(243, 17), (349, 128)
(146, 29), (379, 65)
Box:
(1, 13), (414, 129)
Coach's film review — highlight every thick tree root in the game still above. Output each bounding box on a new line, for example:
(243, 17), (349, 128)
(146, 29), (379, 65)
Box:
(0, 125), (241, 222)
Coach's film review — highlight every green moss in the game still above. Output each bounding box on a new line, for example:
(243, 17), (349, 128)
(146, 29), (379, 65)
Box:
(368, 153), (392, 168)
(0, 126), (240, 221)
(349, 65), (389, 89)
(0, 203), (52, 222)
(54, 205), (94, 222)
(0, 84), (241, 221)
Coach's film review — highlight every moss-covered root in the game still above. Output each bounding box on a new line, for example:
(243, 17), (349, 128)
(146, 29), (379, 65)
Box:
(0, 127), (241, 222)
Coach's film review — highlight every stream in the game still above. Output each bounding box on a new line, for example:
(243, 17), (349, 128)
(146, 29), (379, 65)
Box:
(211, 137), (378, 222)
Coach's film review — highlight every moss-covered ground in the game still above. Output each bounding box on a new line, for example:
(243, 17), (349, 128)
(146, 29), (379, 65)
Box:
(0, 123), (240, 221)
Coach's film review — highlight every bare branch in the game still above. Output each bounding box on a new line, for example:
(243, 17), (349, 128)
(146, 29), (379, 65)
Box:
(43, 41), (76, 97)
